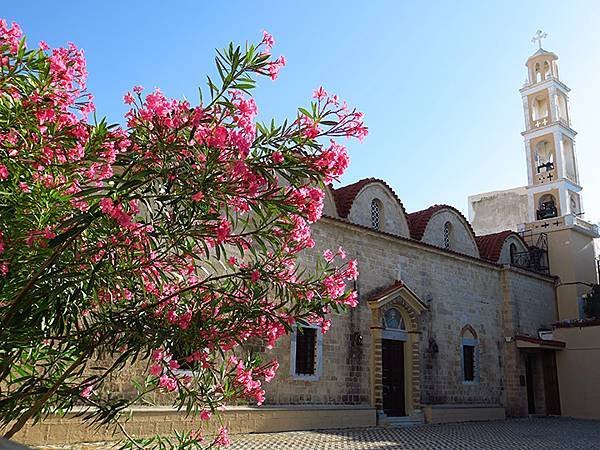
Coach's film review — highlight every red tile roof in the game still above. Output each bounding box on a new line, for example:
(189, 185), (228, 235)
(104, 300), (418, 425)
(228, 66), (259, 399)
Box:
(332, 178), (407, 219)
(366, 280), (405, 303)
(406, 204), (476, 241)
(475, 230), (526, 263)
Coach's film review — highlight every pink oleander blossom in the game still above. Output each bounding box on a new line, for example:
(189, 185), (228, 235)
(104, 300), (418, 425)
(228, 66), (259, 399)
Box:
(262, 30), (274, 52)
(214, 426), (231, 447)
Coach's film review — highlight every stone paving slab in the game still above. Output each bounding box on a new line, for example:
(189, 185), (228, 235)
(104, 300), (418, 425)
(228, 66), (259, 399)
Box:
(27, 418), (600, 450)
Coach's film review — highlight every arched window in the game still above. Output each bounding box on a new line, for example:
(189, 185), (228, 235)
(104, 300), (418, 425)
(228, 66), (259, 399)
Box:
(371, 199), (382, 230)
(531, 95), (548, 121)
(534, 63), (542, 83)
(383, 308), (405, 330)
(460, 325), (479, 383)
(543, 60), (551, 80)
(569, 193), (580, 216)
(509, 243), (518, 264)
(534, 141), (554, 173)
(562, 137), (577, 182)
(537, 193), (558, 220)
(443, 221), (452, 250)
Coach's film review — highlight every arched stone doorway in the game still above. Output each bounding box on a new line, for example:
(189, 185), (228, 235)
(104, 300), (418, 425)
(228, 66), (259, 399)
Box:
(367, 281), (428, 423)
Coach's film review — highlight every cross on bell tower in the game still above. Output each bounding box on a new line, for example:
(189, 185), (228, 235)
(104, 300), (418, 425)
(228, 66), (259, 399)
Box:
(531, 30), (548, 49)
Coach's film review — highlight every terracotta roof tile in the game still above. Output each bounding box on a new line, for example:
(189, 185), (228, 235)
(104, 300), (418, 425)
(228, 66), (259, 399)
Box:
(366, 280), (404, 303)
(475, 230), (528, 263)
(332, 178), (407, 219)
(406, 205), (476, 241)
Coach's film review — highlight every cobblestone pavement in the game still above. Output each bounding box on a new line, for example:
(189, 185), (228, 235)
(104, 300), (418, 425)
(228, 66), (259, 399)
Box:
(228, 418), (600, 450)
(31, 418), (600, 450)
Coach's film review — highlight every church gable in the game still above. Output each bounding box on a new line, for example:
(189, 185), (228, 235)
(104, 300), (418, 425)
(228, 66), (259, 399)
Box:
(333, 178), (410, 237)
(408, 205), (480, 258)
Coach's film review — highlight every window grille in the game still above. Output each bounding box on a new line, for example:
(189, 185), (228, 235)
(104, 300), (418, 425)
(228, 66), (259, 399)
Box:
(443, 221), (452, 250)
(371, 199), (381, 230)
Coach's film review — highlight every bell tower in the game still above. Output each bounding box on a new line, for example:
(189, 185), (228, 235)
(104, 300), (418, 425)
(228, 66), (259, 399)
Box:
(519, 31), (599, 319)
(520, 30), (581, 223)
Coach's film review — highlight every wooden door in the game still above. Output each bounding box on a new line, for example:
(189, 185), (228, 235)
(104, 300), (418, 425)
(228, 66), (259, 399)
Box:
(382, 339), (405, 416)
(542, 352), (561, 415)
(525, 355), (536, 414)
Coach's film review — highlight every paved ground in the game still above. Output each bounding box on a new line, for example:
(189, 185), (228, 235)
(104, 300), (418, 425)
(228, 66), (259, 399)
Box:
(227, 418), (600, 449)
(30, 418), (600, 450)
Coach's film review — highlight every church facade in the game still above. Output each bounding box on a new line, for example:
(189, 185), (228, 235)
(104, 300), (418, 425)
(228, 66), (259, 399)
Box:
(262, 179), (559, 426)
(257, 34), (600, 428)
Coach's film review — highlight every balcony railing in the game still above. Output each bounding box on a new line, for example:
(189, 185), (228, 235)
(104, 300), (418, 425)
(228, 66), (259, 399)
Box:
(515, 231), (550, 274)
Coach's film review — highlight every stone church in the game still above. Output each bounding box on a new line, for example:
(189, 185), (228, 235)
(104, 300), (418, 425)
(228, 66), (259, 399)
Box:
(258, 32), (600, 430)
(13, 33), (600, 446)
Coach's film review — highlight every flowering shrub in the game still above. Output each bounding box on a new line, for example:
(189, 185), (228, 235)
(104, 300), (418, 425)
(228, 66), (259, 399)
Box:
(0, 21), (366, 448)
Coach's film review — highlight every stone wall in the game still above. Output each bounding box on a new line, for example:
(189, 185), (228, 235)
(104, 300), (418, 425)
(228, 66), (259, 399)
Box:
(468, 187), (529, 235)
(263, 217), (556, 414)
(499, 267), (558, 417)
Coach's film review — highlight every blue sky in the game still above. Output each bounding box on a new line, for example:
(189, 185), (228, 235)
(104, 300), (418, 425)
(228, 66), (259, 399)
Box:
(4, 1), (599, 223)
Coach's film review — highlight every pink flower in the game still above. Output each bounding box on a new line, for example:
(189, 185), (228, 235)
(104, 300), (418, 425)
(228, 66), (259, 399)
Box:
(337, 246), (347, 259)
(81, 384), (94, 399)
(216, 217), (231, 243)
(214, 426), (231, 447)
(168, 359), (180, 371)
(151, 348), (164, 361)
(123, 92), (135, 105)
(251, 270), (260, 283)
(0, 261), (8, 277)
(149, 363), (162, 376)
(323, 249), (335, 263)
(268, 56), (286, 80)
(18, 182), (30, 193)
(271, 151), (283, 164)
(344, 259), (359, 280)
(191, 191), (204, 202)
(158, 374), (178, 392)
(133, 85), (143, 94)
(343, 290), (358, 307)
(199, 409), (212, 421)
(313, 86), (327, 101)
(0, 164), (8, 180)
(262, 30), (275, 52)
(263, 360), (279, 382)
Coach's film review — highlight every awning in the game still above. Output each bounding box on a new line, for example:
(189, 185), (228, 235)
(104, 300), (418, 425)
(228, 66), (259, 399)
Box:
(515, 334), (565, 350)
